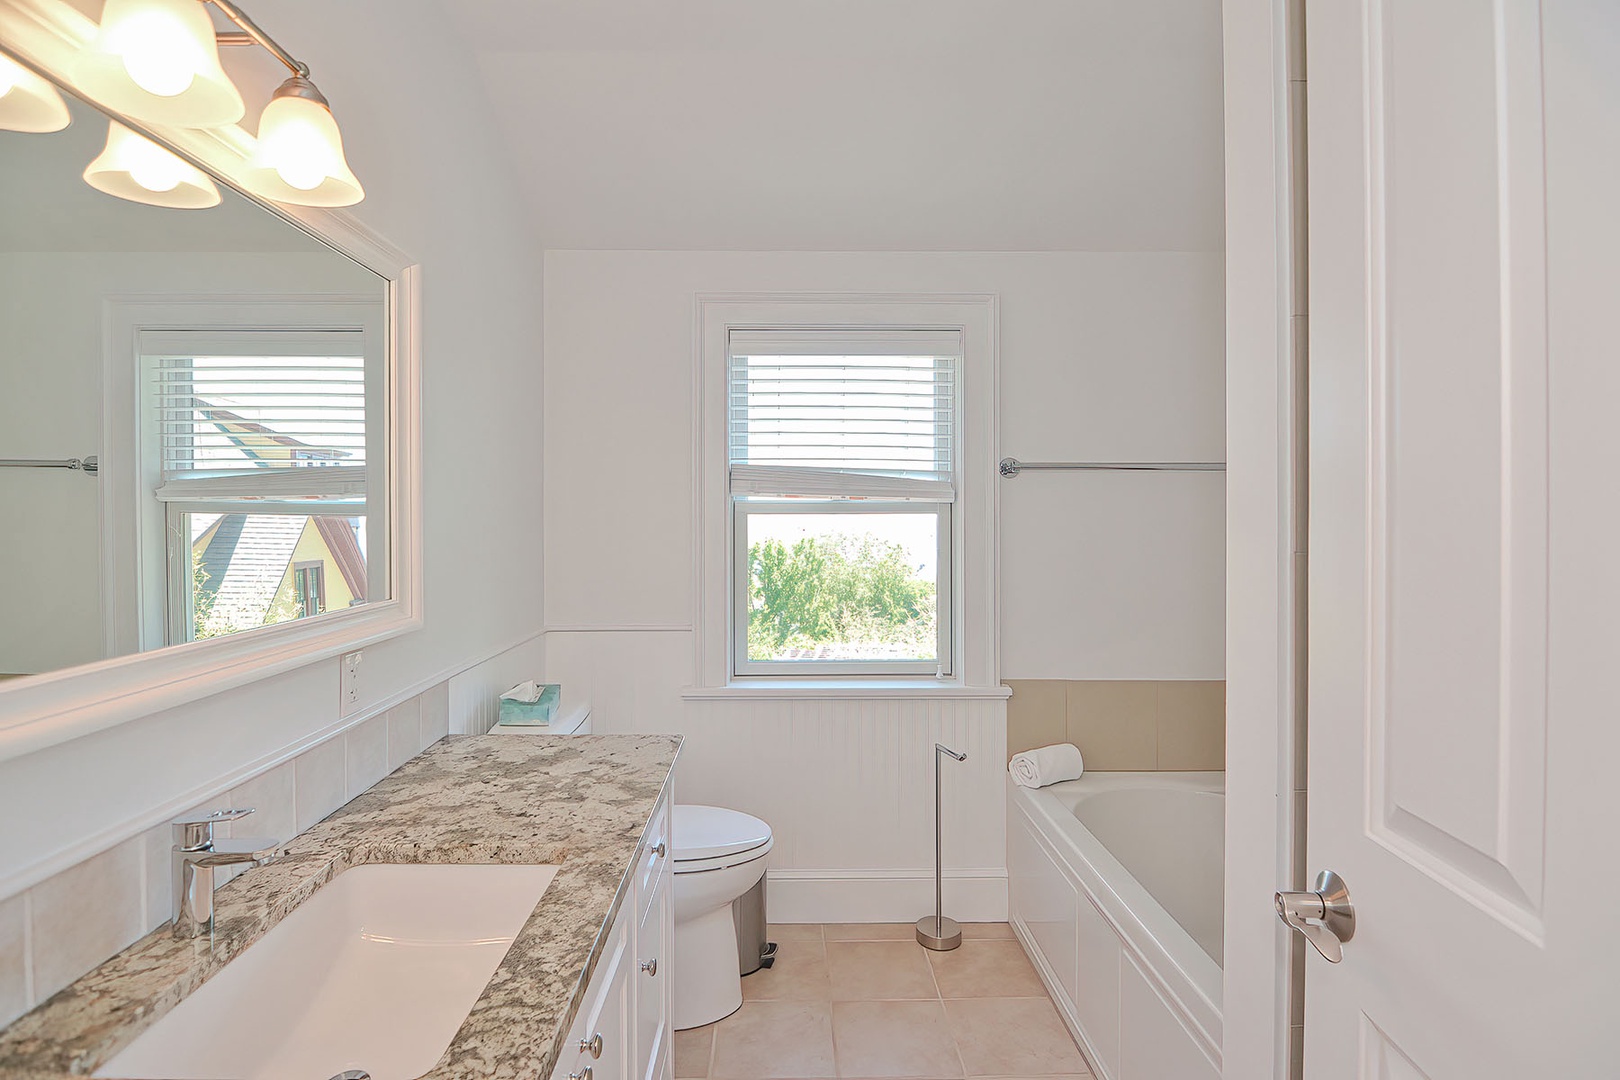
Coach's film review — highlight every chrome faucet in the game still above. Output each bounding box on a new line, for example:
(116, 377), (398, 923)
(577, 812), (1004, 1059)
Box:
(172, 808), (283, 939)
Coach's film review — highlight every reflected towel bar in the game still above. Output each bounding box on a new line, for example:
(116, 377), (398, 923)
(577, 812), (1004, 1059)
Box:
(0, 456), (99, 475)
(999, 457), (1224, 477)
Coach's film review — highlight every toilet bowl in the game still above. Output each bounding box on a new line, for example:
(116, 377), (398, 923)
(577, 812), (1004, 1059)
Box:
(673, 804), (773, 1030)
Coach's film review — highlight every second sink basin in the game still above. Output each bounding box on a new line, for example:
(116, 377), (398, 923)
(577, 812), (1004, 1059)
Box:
(97, 862), (560, 1080)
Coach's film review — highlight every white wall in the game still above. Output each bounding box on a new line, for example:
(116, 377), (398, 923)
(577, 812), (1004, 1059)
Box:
(0, 251), (378, 676)
(542, 250), (1225, 675)
(541, 249), (1224, 918)
(0, 0), (547, 899)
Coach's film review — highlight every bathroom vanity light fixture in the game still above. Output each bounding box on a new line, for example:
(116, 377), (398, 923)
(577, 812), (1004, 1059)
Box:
(242, 75), (364, 206)
(68, 0), (364, 206)
(0, 51), (70, 132)
(210, 0), (364, 207)
(74, 0), (244, 127)
(83, 119), (222, 208)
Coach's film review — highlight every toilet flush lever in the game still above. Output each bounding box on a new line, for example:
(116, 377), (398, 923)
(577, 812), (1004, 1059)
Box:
(1275, 870), (1355, 963)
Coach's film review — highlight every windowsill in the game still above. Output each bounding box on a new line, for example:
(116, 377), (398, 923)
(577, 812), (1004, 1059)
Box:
(680, 681), (1012, 702)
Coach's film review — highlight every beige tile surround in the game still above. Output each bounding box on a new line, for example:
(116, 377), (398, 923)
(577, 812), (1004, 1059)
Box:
(1006, 679), (1225, 771)
(677, 922), (1092, 1079)
(0, 682), (452, 1031)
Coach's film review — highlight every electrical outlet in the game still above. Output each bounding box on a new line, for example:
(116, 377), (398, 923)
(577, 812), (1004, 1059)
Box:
(340, 650), (363, 716)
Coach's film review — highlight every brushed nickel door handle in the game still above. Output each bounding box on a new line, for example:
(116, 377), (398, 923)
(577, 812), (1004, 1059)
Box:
(1275, 870), (1355, 963)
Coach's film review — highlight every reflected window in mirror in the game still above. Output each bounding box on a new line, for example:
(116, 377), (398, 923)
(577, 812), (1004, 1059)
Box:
(0, 66), (392, 681)
(136, 325), (384, 646)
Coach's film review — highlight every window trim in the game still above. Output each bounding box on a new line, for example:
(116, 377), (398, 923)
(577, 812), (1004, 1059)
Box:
(133, 312), (387, 652)
(694, 293), (1000, 692)
(732, 499), (953, 678)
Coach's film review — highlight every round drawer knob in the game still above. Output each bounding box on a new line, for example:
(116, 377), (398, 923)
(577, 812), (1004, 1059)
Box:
(651, 841), (667, 859)
(640, 958), (658, 976)
(569, 1069), (593, 1080)
(579, 1033), (603, 1059)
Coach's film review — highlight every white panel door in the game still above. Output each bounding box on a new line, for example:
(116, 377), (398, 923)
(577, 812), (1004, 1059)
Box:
(1305, 0), (1619, 1076)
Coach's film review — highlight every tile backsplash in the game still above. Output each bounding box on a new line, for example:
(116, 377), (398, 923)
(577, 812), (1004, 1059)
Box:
(1005, 679), (1225, 771)
(0, 681), (451, 1029)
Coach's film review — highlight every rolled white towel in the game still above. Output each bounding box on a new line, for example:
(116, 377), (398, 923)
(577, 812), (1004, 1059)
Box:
(1008, 743), (1085, 789)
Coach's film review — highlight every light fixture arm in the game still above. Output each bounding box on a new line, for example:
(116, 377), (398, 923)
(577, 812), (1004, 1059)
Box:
(206, 0), (309, 79)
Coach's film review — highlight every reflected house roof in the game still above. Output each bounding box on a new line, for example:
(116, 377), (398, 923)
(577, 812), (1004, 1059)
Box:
(192, 403), (351, 466)
(195, 513), (308, 633)
(188, 402), (368, 634)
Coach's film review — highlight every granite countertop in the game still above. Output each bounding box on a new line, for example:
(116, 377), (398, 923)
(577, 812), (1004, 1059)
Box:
(0, 733), (682, 1080)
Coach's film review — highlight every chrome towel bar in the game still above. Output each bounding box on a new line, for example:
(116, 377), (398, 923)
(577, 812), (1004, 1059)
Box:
(999, 456), (1224, 477)
(0, 456), (99, 475)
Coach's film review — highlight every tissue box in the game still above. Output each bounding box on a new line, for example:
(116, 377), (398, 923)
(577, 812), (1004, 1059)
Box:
(498, 683), (561, 726)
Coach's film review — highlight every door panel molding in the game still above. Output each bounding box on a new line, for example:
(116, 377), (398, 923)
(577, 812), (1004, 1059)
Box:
(1361, 0), (1549, 942)
(1357, 1014), (1431, 1080)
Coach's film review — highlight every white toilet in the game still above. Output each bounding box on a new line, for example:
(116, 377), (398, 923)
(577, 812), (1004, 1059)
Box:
(672, 804), (773, 1030)
(488, 700), (770, 1030)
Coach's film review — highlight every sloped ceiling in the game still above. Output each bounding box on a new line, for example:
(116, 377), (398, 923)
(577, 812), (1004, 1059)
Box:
(445, 0), (1225, 251)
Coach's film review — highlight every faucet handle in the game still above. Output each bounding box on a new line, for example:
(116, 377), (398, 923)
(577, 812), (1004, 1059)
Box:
(172, 807), (255, 850)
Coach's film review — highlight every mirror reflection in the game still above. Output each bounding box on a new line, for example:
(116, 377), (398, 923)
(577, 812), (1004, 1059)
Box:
(0, 72), (389, 682)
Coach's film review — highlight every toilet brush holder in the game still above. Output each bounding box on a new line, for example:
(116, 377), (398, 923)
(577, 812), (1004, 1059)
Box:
(916, 742), (968, 951)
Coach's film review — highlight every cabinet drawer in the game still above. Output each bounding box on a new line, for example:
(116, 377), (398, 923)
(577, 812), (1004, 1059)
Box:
(553, 910), (630, 1080)
(636, 795), (671, 924)
(634, 868), (670, 1080)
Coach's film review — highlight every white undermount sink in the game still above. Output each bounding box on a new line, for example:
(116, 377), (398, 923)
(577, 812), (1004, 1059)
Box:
(97, 863), (560, 1080)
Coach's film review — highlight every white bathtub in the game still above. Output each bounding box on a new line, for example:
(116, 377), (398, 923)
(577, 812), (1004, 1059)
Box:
(1008, 772), (1223, 1080)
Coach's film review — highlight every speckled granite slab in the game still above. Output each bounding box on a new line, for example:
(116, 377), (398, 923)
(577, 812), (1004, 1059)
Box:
(0, 733), (681, 1080)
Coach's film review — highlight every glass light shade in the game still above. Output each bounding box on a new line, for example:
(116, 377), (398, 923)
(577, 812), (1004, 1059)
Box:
(0, 53), (71, 132)
(83, 120), (221, 208)
(243, 78), (363, 207)
(74, 0), (244, 127)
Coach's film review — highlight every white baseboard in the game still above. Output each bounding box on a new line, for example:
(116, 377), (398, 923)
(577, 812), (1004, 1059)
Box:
(766, 867), (1008, 924)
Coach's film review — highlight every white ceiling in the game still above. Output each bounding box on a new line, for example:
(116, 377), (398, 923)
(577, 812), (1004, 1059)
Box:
(445, 0), (1226, 252)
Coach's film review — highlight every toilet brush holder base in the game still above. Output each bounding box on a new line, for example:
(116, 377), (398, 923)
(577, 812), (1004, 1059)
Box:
(915, 915), (962, 951)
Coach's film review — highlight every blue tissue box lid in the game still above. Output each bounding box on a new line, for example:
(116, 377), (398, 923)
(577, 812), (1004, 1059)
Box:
(498, 683), (561, 725)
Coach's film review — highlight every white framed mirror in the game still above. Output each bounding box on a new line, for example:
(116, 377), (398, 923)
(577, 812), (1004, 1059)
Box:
(0, 4), (421, 761)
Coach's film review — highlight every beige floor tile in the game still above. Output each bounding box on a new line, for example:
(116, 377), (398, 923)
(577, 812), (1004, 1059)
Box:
(744, 939), (832, 1001)
(771, 923), (826, 941)
(824, 922), (914, 940)
(927, 940), (1046, 998)
(711, 1000), (837, 1079)
(958, 923), (1016, 940)
(674, 1024), (715, 1078)
(825, 940), (940, 1000)
(832, 1000), (965, 1078)
(972, 1075), (1091, 1079)
(944, 998), (1088, 1077)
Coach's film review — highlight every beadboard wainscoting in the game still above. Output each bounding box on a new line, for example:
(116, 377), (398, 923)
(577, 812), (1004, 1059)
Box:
(543, 630), (1010, 924)
(448, 634), (546, 735)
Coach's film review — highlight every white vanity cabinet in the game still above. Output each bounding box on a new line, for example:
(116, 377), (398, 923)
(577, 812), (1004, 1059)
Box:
(553, 789), (674, 1080)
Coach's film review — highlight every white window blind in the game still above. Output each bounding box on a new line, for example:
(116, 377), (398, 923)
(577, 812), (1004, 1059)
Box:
(144, 330), (367, 502)
(727, 329), (960, 500)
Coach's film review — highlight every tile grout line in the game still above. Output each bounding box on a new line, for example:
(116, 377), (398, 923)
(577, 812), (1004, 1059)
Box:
(922, 940), (972, 1080)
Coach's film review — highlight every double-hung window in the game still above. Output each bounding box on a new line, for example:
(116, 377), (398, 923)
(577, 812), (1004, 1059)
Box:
(728, 329), (960, 677)
(139, 328), (381, 645)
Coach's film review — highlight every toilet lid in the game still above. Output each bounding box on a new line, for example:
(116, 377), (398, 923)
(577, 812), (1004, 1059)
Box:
(673, 804), (772, 862)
